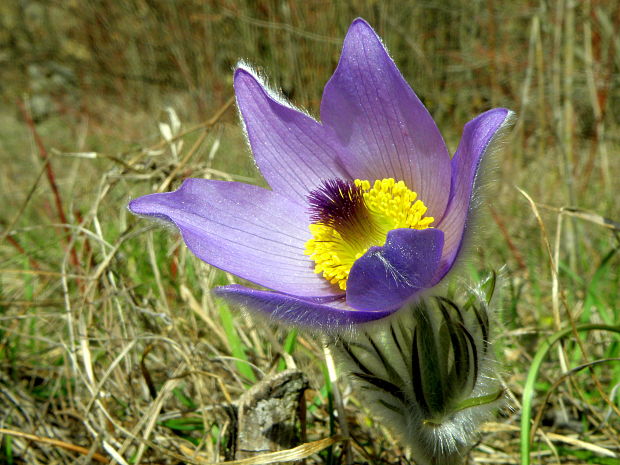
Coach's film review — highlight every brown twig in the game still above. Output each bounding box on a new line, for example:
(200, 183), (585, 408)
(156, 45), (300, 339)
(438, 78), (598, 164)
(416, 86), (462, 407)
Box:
(3, 235), (41, 270)
(0, 427), (109, 463)
(16, 98), (80, 269)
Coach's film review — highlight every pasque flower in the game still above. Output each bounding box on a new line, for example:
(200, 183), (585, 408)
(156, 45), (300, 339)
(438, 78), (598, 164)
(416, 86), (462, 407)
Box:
(128, 18), (513, 327)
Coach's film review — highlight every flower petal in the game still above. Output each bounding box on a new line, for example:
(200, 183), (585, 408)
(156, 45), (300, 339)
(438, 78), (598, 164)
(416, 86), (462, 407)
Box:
(128, 178), (340, 298)
(216, 284), (394, 327)
(234, 68), (350, 204)
(436, 108), (514, 278)
(321, 18), (451, 219)
(346, 228), (444, 311)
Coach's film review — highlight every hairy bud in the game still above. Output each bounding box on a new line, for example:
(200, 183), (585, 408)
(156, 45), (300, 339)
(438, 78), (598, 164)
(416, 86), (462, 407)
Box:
(333, 273), (503, 465)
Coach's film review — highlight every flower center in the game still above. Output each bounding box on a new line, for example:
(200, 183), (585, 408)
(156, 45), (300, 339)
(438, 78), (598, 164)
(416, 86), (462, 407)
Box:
(304, 178), (434, 290)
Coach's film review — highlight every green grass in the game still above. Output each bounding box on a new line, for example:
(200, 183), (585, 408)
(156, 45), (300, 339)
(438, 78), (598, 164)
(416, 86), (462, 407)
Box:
(216, 299), (256, 384)
(520, 324), (620, 465)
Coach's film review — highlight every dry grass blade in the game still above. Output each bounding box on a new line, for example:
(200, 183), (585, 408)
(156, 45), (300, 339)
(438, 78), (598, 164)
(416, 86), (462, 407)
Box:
(530, 357), (620, 446)
(515, 187), (555, 274)
(518, 186), (566, 381)
(560, 207), (620, 232)
(0, 268), (87, 279)
(0, 159), (49, 245)
(178, 435), (343, 465)
(483, 423), (618, 459)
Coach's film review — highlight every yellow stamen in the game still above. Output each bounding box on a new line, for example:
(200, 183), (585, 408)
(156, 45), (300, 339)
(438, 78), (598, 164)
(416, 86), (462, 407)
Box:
(304, 178), (434, 290)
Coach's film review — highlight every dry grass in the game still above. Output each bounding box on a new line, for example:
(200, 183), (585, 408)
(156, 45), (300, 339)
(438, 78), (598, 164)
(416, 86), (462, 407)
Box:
(1, 1), (619, 464)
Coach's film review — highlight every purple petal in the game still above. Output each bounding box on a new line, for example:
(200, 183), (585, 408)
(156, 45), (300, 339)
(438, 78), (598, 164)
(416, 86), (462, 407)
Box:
(436, 108), (514, 278)
(321, 18), (451, 219)
(346, 228), (444, 311)
(216, 284), (394, 327)
(234, 68), (351, 205)
(128, 178), (341, 298)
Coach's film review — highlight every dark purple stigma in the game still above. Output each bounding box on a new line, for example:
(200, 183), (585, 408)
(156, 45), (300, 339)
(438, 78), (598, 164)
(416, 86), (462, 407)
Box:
(307, 179), (367, 229)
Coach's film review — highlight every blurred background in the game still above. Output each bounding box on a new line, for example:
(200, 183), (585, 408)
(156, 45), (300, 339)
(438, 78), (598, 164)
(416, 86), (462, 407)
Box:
(0, 1), (619, 464)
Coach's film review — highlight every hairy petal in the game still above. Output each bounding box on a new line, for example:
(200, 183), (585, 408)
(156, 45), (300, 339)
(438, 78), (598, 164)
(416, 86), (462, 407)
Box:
(321, 18), (451, 219)
(437, 108), (514, 279)
(128, 179), (340, 297)
(234, 68), (350, 204)
(346, 228), (444, 311)
(216, 285), (394, 327)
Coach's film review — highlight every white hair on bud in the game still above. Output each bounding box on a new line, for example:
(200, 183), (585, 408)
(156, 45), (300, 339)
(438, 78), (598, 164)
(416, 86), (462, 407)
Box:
(332, 288), (505, 465)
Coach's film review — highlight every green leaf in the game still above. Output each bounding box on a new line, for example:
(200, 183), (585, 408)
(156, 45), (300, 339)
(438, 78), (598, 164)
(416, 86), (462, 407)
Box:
(216, 299), (256, 383)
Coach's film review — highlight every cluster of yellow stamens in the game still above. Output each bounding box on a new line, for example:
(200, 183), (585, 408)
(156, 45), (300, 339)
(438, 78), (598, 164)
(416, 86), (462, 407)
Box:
(304, 178), (434, 290)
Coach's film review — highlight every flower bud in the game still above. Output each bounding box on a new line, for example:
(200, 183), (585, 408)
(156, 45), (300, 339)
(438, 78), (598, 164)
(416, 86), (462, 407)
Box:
(334, 274), (502, 465)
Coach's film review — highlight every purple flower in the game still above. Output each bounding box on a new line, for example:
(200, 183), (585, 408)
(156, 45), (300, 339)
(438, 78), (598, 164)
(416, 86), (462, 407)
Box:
(128, 19), (513, 328)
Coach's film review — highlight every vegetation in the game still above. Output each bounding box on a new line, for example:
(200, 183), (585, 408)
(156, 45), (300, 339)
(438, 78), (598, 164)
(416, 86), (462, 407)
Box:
(1, 1), (619, 463)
